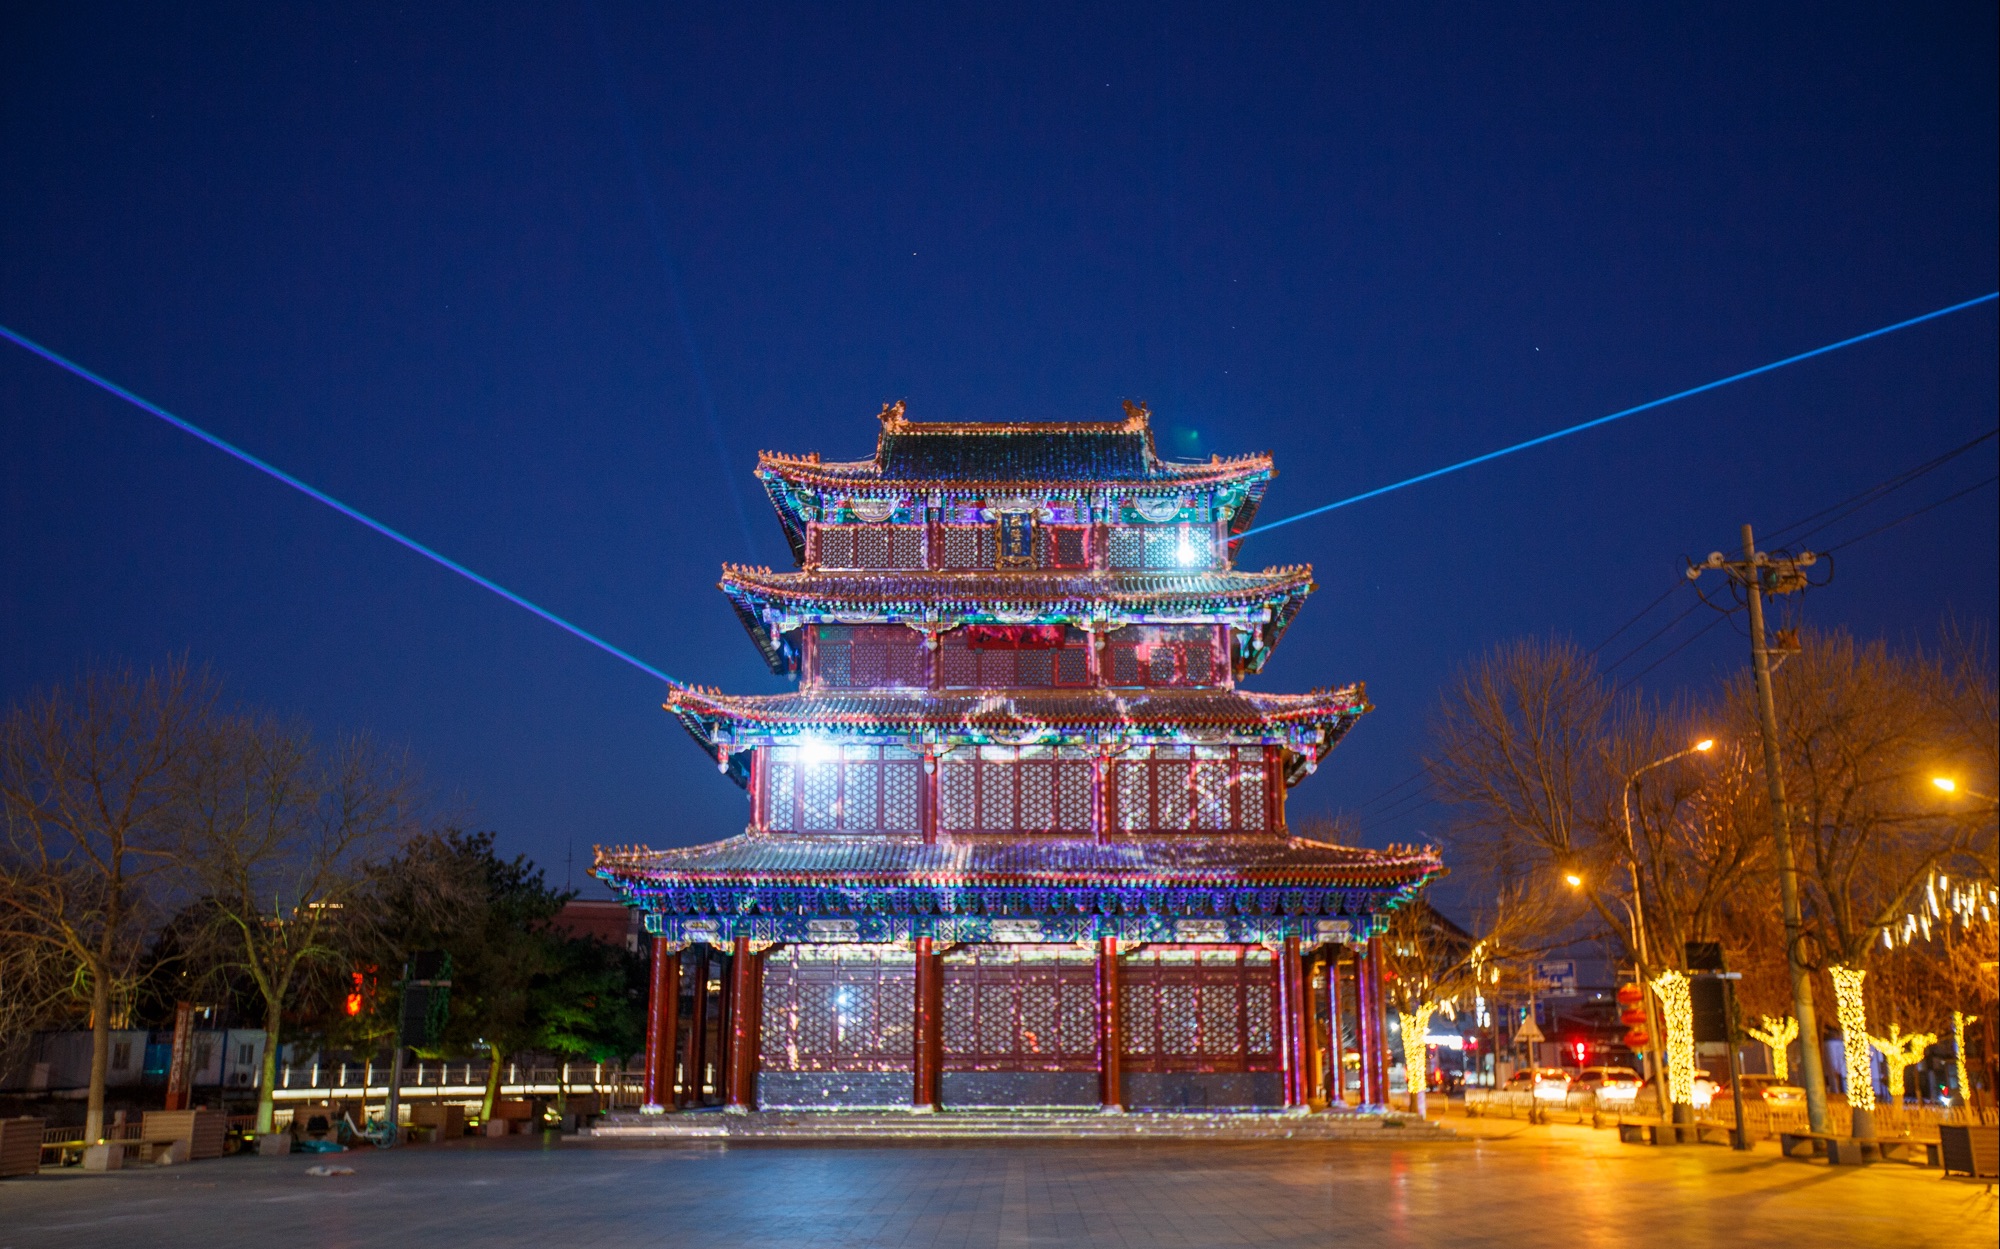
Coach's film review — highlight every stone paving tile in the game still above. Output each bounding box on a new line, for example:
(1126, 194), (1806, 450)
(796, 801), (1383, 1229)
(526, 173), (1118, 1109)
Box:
(0, 1120), (1991, 1249)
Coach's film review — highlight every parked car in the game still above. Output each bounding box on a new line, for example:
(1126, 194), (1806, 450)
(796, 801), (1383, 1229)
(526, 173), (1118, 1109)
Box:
(1714, 1073), (1804, 1108)
(1573, 1066), (1645, 1106)
(1503, 1067), (1574, 1102)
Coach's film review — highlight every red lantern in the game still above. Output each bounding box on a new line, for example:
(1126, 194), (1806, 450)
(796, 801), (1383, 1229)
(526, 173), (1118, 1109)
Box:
(1623, 1029), (1650, 1049)
(1616, 984), (1644, 1005)
(1619, 1008), (1647, 1027)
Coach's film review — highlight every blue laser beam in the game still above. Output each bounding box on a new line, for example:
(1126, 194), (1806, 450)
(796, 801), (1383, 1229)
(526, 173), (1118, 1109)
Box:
(1240, 291), (2000, 539)
(0, 324), (682, 687)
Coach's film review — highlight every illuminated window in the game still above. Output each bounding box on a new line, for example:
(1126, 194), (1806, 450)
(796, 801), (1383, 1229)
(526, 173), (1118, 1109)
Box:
(1114, 746), (1268, 832)
(1119, 946), (1278, 1073)
(762, 745), (921, 834)
(938, 746), (1095, 834)
(941, 945), (1099, 1072)
(1102, 626), (1224, 688)
(760, 946), (916, 1073)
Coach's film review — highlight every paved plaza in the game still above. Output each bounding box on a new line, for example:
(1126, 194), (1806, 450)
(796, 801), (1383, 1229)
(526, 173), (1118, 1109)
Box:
(1, 1115), (1991, 1249)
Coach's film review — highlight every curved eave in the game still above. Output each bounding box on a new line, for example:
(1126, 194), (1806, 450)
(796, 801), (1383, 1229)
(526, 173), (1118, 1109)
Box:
(663, 686), (1370, 787)
(594, 834), (1442, 893)
(719, 566), (1317, 677)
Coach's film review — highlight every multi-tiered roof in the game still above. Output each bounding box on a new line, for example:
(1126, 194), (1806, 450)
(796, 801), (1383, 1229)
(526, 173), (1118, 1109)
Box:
(597, 403), (1439, 944)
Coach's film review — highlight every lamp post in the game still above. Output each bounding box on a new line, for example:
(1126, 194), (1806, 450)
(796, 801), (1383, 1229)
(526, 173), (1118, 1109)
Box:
(1620, 739), (1713, 1113)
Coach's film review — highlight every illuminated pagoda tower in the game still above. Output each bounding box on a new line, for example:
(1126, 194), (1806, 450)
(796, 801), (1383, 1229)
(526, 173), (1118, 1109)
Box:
(597, 402), (1439, 1115)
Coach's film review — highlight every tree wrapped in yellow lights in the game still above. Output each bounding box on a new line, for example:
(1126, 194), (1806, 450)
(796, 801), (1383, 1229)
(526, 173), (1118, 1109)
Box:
(1952, 1012), (1979, 1105)
(1829, 965), (1875, 1119)
(1746, 1015), (1798, 1081)
(1650, 969), (1696, 1110)
(1867, 1024), (1936, 1108)
(1398, 1003), (1441, 1116)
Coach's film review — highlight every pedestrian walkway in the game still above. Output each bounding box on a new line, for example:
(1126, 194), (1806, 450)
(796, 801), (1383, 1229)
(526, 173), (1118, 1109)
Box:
(0, 1111), (1988, 1248)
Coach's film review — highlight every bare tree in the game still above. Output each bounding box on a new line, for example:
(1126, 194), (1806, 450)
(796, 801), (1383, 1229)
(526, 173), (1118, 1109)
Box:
(0, 662), (214, 1141)
(176, 716), (417, 1134)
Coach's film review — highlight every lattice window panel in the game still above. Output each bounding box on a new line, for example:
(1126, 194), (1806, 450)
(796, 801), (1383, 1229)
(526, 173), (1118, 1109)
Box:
(815, 525), (924, 570)
(1154, 747), (1191, 831)
(942, 946), (1099, 1072)
(939, 758), (978, 831)
(1121, 984), (1153, 1055)
(1116, 755), (1151, 832)
(979, 754), (1017, 830)
(1192, 757), (1231, 831)
(1037, 525), (1090, 568)
(941, 525), (992, 569)
(942, 981), (977, 1054)
(1106, 528), (1146, 570)
(843, 756), (880, 830)
(801, 760), (841, 831)
(1018, 759), (1053, 832)
(814, 626), (927, 690)
(937, 628), (1093, 689)
(770, 746), (923, 834)
(882, 759), (920, 832)
(761, 946), (915, 1073)
(1120, 945), (1280, 1073)
(1236, 748), (1267, 831)
(1102, 626), (1224, 690)
(1058, 759), (1095, 831)
(1107, 525), (1211, 570)
(764, 757), (795, 831)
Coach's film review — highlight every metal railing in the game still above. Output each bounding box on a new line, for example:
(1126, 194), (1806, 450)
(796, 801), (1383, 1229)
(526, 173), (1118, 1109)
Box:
(270, 1061), (644, 1110)
(1463, 1087), (1999, 1141)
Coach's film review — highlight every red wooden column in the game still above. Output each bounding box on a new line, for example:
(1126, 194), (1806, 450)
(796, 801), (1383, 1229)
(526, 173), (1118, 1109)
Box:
(1096, 936), (1124, 1111)
(643, 939), (682, 1111)
(682, 947), (708, 1107)
(1300, 948), (1324, 1108)
(724, 937), (763, 1112)
(1278, 936), (1306, 1107)
(164, 1001), (195, 1111)
(1328, 954), (1353, 1106)
(912, 936), (943, 1111)
(1357, 939), (1387, 1106)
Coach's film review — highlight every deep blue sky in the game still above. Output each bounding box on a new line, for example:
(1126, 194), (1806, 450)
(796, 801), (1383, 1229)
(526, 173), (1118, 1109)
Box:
(3, 2), (1994, 896)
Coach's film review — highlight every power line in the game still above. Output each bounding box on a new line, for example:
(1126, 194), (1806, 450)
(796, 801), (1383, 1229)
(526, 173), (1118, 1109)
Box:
(1822, 474), (1998, 553)
(0, 323), (684, 688)
(1768, 427), (1997, 549)
(1240, 292), (1997, 540)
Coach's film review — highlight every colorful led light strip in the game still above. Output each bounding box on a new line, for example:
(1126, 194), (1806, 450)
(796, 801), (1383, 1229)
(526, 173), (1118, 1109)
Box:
(0, 323), (682, 687)
(1241, 291), (1999, 539)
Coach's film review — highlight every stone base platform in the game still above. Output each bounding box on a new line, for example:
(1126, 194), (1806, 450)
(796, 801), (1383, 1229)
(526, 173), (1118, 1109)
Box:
(583, 1109), (1456, 1143)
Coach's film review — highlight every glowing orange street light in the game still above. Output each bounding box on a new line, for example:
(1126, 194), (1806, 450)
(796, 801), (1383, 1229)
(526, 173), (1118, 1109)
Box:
(1564, 872), (1584, 888)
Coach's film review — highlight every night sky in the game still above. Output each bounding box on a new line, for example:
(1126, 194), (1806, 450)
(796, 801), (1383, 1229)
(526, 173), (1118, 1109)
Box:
(3, 3), (1994, 898)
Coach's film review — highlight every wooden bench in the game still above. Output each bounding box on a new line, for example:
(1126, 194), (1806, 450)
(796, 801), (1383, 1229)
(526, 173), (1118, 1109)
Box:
(1780, 1131), (1872, 1165)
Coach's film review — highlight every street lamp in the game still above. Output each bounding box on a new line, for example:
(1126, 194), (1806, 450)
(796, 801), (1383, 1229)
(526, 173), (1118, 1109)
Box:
(1933, 776), (1999, 804)
(1620, 738), (1715, 1106)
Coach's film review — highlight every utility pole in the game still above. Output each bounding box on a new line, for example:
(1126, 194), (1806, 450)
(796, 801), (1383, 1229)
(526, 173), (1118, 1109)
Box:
(1687, 524), (1830, 1135)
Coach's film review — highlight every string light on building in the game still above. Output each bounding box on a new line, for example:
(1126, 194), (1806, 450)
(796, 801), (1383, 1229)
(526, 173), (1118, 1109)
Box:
(1649, 970), (1695, 1106)
(1746, 1015), (1798, 1082)
(1829, 965), (1873, 1113)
